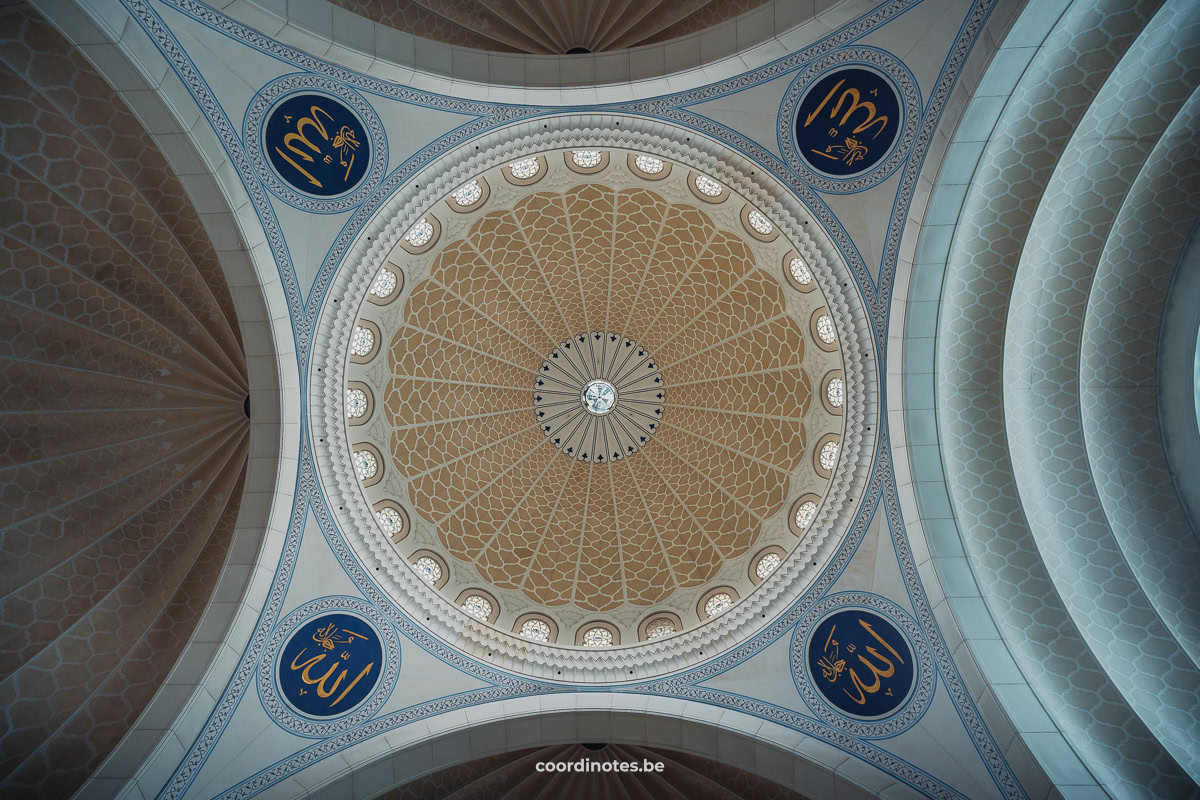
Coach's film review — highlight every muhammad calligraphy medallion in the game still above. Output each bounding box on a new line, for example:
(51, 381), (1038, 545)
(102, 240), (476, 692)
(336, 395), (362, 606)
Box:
(265, 93), (370, 197)
(278, 612), (383, 717)
(794, 67), (901, 177)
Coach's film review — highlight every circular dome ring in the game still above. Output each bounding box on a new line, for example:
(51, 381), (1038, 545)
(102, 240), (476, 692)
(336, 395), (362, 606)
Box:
(314, 116), (874, 682)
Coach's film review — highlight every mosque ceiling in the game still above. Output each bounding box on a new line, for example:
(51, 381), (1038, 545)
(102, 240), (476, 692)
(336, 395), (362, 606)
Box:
(325, 0), (773, 54)
(5, 0), (1198, 797)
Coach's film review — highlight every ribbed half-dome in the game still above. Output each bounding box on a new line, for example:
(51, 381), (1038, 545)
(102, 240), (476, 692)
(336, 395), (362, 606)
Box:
(330, 0), (772, 54)
(378, 743), (813, 798)
(0, 8), (248, 796)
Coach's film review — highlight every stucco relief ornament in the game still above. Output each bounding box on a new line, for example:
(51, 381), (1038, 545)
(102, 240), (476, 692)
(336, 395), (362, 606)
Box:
(791, 592), (934, 737)
(258, 596), (399, 737)
(244, 74), (387, 212)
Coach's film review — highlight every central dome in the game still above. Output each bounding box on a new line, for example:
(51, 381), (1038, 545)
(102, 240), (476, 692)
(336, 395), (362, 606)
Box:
(335, 146), (850, 650)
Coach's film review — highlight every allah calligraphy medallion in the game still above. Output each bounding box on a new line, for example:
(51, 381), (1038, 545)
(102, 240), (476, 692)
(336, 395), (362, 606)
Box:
(278, 612), (383, 716)
(794, 67), (900, 177)
(792, 593), (933, 736)
(245, 74), (386, 212)
(807, 608), (913, 718)
(261, 598), (398, 735)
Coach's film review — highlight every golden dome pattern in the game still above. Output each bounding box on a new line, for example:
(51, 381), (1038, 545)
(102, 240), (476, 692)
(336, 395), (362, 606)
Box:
(384, 181), (813, 613)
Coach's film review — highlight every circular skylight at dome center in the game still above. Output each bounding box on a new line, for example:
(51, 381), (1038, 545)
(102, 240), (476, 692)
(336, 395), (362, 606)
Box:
(582, 380), (617, 415)
(323, 142), (866, 679)
(535, 334), (663, 463)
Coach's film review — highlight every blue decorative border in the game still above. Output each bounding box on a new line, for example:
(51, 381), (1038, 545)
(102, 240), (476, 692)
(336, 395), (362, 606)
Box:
(243, 74), (387, 213)
(112, 0), (1027, 799)
(777, 47), (921, 194)
(791, 592), (934, 738)
(256, 596), (400, 737)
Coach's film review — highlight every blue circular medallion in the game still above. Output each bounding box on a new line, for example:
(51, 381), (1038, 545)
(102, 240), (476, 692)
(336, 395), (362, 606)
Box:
(794, 68), (900, 177)
(264, 93), (371, 197)
(807, 608), (913, 718)
(278, 612), (383, 717)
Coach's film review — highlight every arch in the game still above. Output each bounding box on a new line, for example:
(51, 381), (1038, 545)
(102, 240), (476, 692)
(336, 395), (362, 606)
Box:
(24, 0), (299, 796)
(273, 698), (903, 799)
(207, 0), (871, 99)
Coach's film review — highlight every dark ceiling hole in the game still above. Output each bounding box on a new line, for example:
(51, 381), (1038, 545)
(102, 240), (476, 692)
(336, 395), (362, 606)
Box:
(582, 743), (607, 750)
(243, 395), (250, 419)
(566, 47), (590, 54)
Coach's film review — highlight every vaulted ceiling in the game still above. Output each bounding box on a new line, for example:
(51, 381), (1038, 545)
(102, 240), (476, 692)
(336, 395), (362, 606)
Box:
(328, 0), (772, 53)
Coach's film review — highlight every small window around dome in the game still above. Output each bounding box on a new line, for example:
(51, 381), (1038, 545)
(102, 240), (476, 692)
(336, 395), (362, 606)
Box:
(817, 315), (836, 344)
(504, 155), (547, 186)
(405, 218), (433, 247)
(705, 593), (732, 617)
(821, 370), (846, 416)
(809, 307), (839, 353)
(695, 175), (723, 196)
(788, 493), (822, 537)
(813, 433), (840, 478)
(741, 205), (780, 242)
(409, 550), (448, 588)
(370, 268), (398, 299)
(353, 449), (377, 479)
(456, 588), (499, 623)
(628, 152), (671, 180)
(646, 619), (675, 639)
(572, 150), (601, 168)
(372, 500), (408, 543)
(521, 619), (550, 641)
(575, 620), (619, 647)
(565, 150), (608, 174)
(697, 587), (739, 620)
(346, 388), (367, 418)
(638, 612), (683, 642)
(513, 614), (558, 644)
(348, 319), (381, 363)
(796, 501), (817, 529)
(749, 545), (787, 585)
(352, 443), (383, 487)
(415, 556), (441, 584)
(783, 250), (817, 293)
(756, 553), (780, 578)
(462, 595), (491, 620)
(350, 326), (374, 357)
(345, 381), (373, 425)
(635, 154), (664, 173)
(368, 263), (404, 307)
(820, 440), (839, 471)
(447, 177), (489, 212)
(582, 627), (613, 647)
(398, 214), (440, 254)
(688, 171), (728, 204)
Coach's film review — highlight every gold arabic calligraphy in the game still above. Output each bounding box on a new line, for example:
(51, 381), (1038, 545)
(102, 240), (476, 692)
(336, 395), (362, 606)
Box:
(819, 619), (904, 706)
(274, 105), (361, 189)
(287, 623), (375, 709)
(803, 78), (889, 166)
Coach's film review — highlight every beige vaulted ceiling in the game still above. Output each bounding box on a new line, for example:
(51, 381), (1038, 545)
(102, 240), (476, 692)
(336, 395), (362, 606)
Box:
(341, 151), (847, 645)
(328, 0), (773, 53)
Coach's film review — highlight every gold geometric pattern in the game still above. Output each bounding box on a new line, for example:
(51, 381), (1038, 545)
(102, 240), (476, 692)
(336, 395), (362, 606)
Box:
(385, 185), (810, 612)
